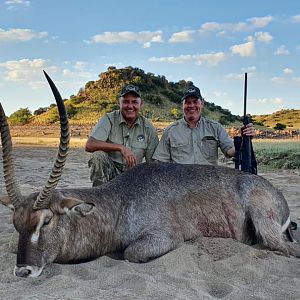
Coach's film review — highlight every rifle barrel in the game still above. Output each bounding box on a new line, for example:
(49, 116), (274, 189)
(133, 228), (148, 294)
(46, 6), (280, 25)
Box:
(243, 72), (247, 121)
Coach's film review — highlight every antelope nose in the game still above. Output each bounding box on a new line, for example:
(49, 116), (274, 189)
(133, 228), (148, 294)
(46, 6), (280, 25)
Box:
(15, 266), (32, 277)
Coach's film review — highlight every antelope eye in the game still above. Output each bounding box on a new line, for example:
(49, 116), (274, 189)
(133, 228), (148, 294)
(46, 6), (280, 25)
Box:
(43, 216), (52, 226)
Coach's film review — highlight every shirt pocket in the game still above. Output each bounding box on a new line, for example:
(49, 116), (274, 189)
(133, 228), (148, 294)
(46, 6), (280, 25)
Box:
(200, 136), (218, 160)
(131, 140), (147, 150)
(170, 138), (190, 158)
(131, 140), (147, 163)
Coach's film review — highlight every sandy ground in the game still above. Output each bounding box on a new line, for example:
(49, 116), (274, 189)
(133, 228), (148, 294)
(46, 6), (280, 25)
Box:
(0, 147), (299, 300)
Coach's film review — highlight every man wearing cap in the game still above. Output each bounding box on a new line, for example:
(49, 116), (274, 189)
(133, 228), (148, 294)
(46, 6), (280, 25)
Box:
(153, 85), (255, 165)
(86, 84), (159, 186)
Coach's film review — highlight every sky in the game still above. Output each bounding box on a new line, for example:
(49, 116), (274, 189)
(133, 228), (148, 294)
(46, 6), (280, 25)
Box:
(0, 0), (299, 117)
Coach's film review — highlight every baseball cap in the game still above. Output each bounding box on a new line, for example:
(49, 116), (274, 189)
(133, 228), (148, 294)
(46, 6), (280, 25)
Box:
(120, 84), (141, 98)
(182, 85), (202, 101)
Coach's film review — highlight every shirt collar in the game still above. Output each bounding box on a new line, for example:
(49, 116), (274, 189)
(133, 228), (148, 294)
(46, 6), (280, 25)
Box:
(118, 110), (141, 126)
(182, 116), (202, 128)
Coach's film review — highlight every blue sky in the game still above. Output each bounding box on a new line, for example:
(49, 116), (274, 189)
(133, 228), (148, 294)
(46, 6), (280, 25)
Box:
(0, 0), (299, 116)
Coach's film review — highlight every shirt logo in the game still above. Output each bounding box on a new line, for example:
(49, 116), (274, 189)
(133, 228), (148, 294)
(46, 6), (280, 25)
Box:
(137, 134), (145, 142)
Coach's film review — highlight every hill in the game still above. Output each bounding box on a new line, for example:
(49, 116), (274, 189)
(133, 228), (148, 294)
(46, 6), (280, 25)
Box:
(9, 66), (241, 126)
(253, 109), (300, 130)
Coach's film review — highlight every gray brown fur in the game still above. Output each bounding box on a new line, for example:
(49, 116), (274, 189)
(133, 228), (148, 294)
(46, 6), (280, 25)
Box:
(4, 161), (299, 277)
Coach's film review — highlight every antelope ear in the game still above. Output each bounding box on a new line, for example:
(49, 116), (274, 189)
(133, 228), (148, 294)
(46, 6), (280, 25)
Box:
(0, 195), (14, 210)
(58, 197), (95, 217)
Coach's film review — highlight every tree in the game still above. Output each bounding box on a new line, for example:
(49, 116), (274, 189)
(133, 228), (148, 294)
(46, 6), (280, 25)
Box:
(9, 108), (32, 125)
(33, 107), (48, 116)
(274, 123), (286, 130)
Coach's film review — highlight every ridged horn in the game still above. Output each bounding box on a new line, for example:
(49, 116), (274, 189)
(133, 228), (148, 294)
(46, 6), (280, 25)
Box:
(0, 103), (24, 208)
(33, 71), (70, 210)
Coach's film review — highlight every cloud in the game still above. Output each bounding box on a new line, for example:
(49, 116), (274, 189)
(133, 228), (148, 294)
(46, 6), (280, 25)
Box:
(242, 66), (256, 72)
(271, 77), (286, 84)
(200, 21), (248, 33)
(247, 16), (273, 27)
(274, 45), (289, 56)
(291, 14), (300, 23)
(283, 68), (293, 74)
(230, 41), (256, 57)
(211, 91), (228, 97)
(149, 55), (193, 64)
(250, 97), (284, 104)
(226, 73), (248, 80)
(61, 61), (95, 79)
(193, 52), (226, 66)
(62, 69), (94, 79)
(0, 28), (47, 42)
(229, 31), (271, 58)
(0, 58), (56, 82)
(292, 77), (300, 84)
(199, 16), (273, 34)
(169, 30), (195, 43)
(86, 30), (163, 48)
(149, 52), (226, 66)
(74, 61), (88, 70)
(254, 31), (273, 43)
(5, 0), (30, 9)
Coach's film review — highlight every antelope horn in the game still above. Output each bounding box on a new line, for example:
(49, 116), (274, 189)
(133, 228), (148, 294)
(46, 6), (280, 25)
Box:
(33, 71), (70, 210)
(0, 103), (24, 208)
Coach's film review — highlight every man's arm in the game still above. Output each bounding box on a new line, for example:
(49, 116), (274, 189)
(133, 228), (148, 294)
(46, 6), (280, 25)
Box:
(152, 131), (172, 162)
(144, 128), (159, 162)
(85, 137), (137, 167)
(227, 147), (236, 157)
(85, 137), (123, 153)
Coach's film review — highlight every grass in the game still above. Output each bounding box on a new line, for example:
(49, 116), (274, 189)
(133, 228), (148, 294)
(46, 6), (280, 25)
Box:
(253, 139), (300, 170)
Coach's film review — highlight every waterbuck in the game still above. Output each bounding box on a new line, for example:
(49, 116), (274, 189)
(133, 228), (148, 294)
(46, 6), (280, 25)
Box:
(0, 72), (298, 278)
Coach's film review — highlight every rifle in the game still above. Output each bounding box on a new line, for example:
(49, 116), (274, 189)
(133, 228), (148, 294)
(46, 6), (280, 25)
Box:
(233, 73), (257, 174)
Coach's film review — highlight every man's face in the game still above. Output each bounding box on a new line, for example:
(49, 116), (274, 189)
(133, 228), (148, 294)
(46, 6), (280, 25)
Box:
(183, 96), (204, 122)
(119, 92), (143, 123)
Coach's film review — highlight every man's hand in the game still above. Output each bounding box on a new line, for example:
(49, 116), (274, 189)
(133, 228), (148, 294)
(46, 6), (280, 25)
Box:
(241, 123), (256, 137)
(120, 146), (137, 168)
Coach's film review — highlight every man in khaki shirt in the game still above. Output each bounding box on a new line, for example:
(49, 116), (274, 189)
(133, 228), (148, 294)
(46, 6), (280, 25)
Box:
(153, 85), (255, 165)
(86, 84), (159, 186)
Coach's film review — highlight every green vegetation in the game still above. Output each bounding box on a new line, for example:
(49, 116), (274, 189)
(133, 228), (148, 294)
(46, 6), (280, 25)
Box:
(7, 66), (299, 133)
(8, 66), (242, 125)
(253, 109), (300, 130)
(9, 108), (32, 125)
(253, 140), (300, 169)
(273, 123), (286, 130)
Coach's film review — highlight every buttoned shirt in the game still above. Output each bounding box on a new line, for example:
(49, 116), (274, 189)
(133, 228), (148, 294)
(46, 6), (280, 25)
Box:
(153, 117), (234, 165)
(91, 110), (159, 169)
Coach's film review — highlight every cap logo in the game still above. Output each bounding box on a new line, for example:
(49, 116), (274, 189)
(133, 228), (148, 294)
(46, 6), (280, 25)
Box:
(127, 85), (136, 91)
(187, 87), (196, 93)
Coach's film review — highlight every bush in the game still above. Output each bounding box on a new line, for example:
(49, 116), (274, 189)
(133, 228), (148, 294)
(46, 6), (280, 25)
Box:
(274, 123), (286, 130)
(218, 115), (236, 125)
(170, 107), (182, 119)
(9, 108), (32, 125)
(33, 107), (48, 116)
(143, 94), (163, 105)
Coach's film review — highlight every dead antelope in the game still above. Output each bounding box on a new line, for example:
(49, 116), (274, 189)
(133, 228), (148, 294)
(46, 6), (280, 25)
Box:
(0, 72), (299, 278)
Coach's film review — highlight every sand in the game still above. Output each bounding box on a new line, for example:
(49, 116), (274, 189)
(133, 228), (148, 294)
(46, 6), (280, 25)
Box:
(0, 147), (299, 300)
